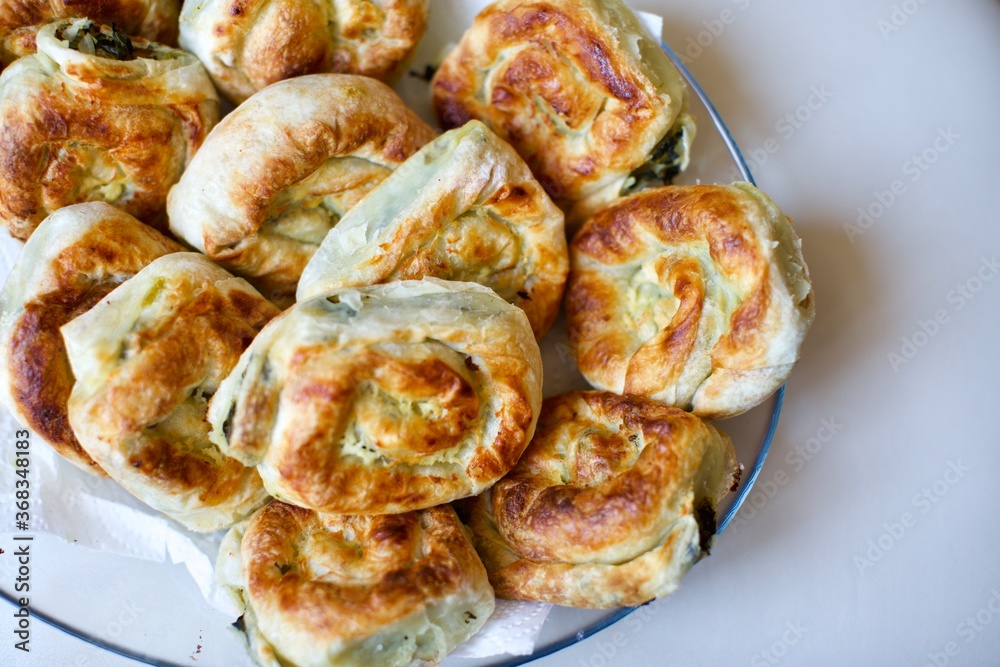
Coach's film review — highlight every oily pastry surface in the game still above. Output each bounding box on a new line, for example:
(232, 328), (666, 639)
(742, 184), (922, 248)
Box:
(0, 203), (181, 475)
(62, 253), (279, 531)
(469, 390), (738, 608)
(432, 0), (694, 229)
(180, 0), (428, 104)
(567, 183), (815, 420)
(297, 120), (568, 340)
(0, 19), (218, 241)
(217, 502), (494, 667)
(207, 279), (543, 514)
(168, 74), (436, 307)
(0, 0), (179, 67)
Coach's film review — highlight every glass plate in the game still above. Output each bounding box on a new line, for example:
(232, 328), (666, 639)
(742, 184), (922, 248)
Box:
(0, 26), (777, 667)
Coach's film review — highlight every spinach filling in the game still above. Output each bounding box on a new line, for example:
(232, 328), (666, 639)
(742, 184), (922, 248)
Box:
(622, 125), (688, 195)
(694, 496), (718, 555)
(63, 22), (137, 61)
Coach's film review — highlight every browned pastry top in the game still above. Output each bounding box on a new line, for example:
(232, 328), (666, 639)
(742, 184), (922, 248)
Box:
(0, 0), (180, 67)
(432, 0), (692, 226)
(180, 0), (428, 104)
(168, 74), (436, 307)
(296, 120), (568, 340)
(221, 502), (493, 666)
(567, 183), (815, 419)
(62, 253), (278, 531)
(0, 19), (218, 240)
(0, 202), (181, 475)
(469, 390), (739, 608)
(207, 280), (543, 515)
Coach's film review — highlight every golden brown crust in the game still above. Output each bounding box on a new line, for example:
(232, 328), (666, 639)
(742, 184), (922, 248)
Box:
(567, 183), (815, 419)
(180, 0), (428, 104)
(221, 502), (494, 667)
(0, 20), (218, 241)
(207, 280), (543, 515)
(62, 253), (279, 531)
(0, 0), (180, 67)
(469, 391), (739, 608)
(296, 121), (568, 339)
(167, 74), (436, 307)
(0, 203), (181, 475)
(432, 0), (692, 228)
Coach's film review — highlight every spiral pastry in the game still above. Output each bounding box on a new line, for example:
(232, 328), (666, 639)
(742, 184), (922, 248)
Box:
(180, 0), (428, 104)
(62, 253), (279, 531)
(567, 184), (815, 419)
(297, 121), (568, 340)
(217, 502), (494, 667)
(0, 0), (180, 68)
(469, 391), (738, 608)
(0, 203), (181, 475)
(207, 279), (543, 514)
(168, 74), (436, 307)
(432, 0), (695, 229)
(0, 19), (218, 241)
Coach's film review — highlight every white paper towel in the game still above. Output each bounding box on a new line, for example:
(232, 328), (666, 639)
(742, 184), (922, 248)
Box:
(0, 2), (667, 659)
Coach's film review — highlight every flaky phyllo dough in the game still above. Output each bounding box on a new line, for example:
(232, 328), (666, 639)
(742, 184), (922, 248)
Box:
(180, 0), (428, 103)
(207, 279), (543, 515)
(567, 183), (815, 419)
(433, 0), (695, 229)
(0, 0), (180, 68)
(0, 20), (218, 240)
(217, 502), (494, 667)
(469, 391), (738, 608)
(62, 253), (279, 531)
(0, 203), (181, 475)
(297, 121), (568, 340)
(168, 74), (436, 306)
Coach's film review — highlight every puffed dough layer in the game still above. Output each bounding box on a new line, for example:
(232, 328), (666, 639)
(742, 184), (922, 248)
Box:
(297, 120), (568, 339)
(217, 502), (494, 667)
(0, 19), (218, 240)
(180, 0), (428, 104)
(62, 253), (279, 531)
(207, 279), (543, 515)
(433, 0), (695, 229)
(0, 203), (181, 475)
(168, 74), (436, 307)
(567, 183), (815, 419)
(469, 391), (739, 608)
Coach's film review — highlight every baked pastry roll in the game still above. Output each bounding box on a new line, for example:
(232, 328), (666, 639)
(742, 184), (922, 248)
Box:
(297, 121), (568, 340)
(62, 253), (279, 531)
(0, 0), (179, 68)
(207, 279), (543, 514)
(179, 0), (428, 104)
(167, 74), (436, 307)
(432, 0), (695, 229)
(0, 19), (218, 241)
(217, 502), (494, 667)
(469, 391), (738, 608)
(567, 183), (815, 420)
(0, 203), (181, 475)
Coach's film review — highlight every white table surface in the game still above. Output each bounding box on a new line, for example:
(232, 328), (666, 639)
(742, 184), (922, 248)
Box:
(5, 0), (1000, 665)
